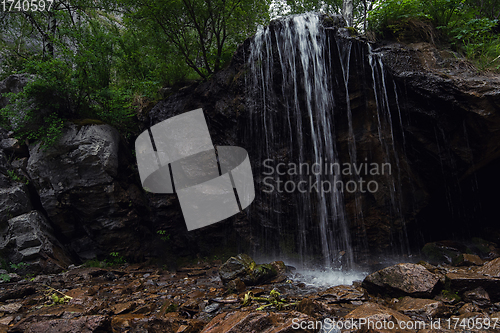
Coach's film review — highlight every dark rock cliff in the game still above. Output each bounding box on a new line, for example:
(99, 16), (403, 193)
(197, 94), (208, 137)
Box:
(148, 16), (500, 262)
(0, 14), (499, 270)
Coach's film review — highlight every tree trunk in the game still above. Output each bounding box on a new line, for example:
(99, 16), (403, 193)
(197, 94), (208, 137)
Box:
(45, 11), (57, 57)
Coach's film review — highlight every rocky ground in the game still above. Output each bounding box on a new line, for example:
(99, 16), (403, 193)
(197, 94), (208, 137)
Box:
(1, 253), (500, 332)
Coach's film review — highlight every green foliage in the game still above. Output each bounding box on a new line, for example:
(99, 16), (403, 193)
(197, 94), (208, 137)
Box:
(368, 0), (431, 35)
(0, 59), (69, 148)
(119, 0), (270, 78)
(83, 259), (107, 268)
(83, 252), (126, 268)
(450, 17), (500, 68)
(164, 302), (178, 313)
(242, 289), (297, 310)
(10, 262), (29, 271)
(441, 289), (461, 302)
(0, 261), (30, 282)
(107, 252), (126, 266)
(6, 170), (26, 184)
(367, 0), (500, 71)
(157, 230), (171, 242)
(50, 293), (72, 304)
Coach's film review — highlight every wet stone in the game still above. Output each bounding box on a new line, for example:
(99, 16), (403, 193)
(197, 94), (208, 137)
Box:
(463, 286), (491, 307)
(317, 285), (367, 303)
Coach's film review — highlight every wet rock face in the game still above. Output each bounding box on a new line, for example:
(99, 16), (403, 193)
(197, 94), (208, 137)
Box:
(0, 149), (33, 224)
(148, 15), (500, 260)
(382, 42), (500, 243)
(362, 263), (440, 297)
(0, 211), (73, 273)
(0, 183), (32, 223)
(26, 124), (150, 261)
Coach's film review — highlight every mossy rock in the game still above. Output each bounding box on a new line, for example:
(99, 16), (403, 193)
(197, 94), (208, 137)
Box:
(252, 264), (277, 284)
(219, 254), (278, 286)
(218, 253), (256, 285)
(422, 242), (461, 264)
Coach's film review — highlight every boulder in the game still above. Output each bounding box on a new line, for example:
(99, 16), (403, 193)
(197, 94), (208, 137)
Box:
(200, 310), (316, 333)
(445, 272), (500, 300)
(463, 286), (491, 307)
(0, 138), (28, 156)
(0, 211), (72, 273)
(27, 124), (120, 190)
(218, 254), (277, 286)
(362, 263), (440, 297)
(344, 302), (413, 331)
(0, 148), (32, 223)
(0, 183), (32, 223)
(458, 303), (480, 314)
(297, 297), (336, 318)
(317, 285), (368, 303)
(393, 296), (444, 321)
(453, 253), (485, 267)
(226, 278), (246, 292)
(218, 254), (255, 284)
(26, 123), (149, 261)
(479, 257), (500, 277)
(422, 241), (462, 265)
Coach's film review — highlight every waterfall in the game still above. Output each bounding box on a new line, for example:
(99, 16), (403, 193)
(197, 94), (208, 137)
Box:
(245, 12), (411, 268)
(368, 45), (409, 254)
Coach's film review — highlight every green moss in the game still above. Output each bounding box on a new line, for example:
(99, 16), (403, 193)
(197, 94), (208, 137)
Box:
(441, 289), (461, 302)
(346, 26), (358, 36)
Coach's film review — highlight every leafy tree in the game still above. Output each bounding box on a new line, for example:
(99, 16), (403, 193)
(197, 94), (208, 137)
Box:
(0, 2), (136, 145)
(119, 0), (271, 78)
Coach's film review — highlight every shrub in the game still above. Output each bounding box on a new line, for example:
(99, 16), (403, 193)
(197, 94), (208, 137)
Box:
(0, 57), (136, 148)
(367, 0), (500, 71)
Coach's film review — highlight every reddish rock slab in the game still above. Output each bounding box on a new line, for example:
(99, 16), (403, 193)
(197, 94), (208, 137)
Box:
(22, 315), (110, 333)
(393, 296), (444, 321)
(317, 285), (367, 303)
(200, 310), (316, 333)
(479, 257), (500, 277)
(344, 302), (416, 332)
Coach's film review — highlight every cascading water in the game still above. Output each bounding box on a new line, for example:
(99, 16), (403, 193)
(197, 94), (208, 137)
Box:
(244, 12), (412, 269)
(368, 46), (410, 254)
